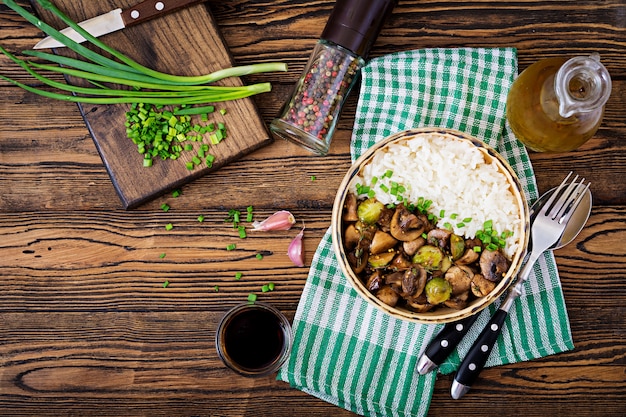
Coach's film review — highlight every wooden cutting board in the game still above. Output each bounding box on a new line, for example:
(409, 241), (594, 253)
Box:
(31, 0), (273, 209)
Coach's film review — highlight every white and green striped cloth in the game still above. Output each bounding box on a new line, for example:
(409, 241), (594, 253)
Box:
(277, 48), (574, 417)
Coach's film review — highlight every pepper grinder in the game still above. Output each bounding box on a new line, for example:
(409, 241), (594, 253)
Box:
(270, 0), (397, 156)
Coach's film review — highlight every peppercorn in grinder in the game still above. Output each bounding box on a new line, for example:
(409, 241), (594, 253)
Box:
(270, 0), (398, 155)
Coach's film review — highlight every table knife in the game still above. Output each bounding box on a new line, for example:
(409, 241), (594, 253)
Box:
(33, 0), (206, 49)
(416, 314), (479, 375)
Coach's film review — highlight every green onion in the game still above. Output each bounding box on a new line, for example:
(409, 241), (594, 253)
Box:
(226, 243), (236, 251)
(165, 223), (173, 230)
(197, 215), (205, 222)
(256, 253), (263, 260)
(162, 280), (170, 288)
(235, 272), (243, 280)
(262, 284), (270, 293)
(159, 253), (166, 259)
(214, 285), (219, 292)
(246, 206), (254, 222)
(268, 282), (275, 291)
(247, 293), (257, 304)
(172, 189), (182, 198)
(161, 203), (170, 212)
(1, 1), (287, 106)
(238, 225), (247, 239)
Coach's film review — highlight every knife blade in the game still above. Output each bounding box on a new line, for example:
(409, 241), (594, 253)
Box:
(33, 0), (205, 49)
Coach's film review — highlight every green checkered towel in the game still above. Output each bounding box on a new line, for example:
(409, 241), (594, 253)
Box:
(277, 47), (574, 417)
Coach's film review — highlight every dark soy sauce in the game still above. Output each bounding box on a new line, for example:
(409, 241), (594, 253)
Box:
(222, 307), (287, 371)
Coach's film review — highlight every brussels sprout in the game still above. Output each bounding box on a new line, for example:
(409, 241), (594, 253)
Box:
(357, 198), (385, 224)
(450, 234), (465, 260)
(425, 277), (452, 305)
(368, 251), (396, 268)
(412, 245), (444, 270)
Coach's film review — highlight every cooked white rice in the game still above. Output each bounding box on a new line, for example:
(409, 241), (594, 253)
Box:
(351, 132), (522, 258)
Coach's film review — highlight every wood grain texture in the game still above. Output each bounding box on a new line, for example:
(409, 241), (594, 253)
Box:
(29, 0), (273, 209)
(0, 0), (625, 416)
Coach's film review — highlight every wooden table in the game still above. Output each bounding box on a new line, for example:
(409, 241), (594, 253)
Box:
(1, 1), (624, 415)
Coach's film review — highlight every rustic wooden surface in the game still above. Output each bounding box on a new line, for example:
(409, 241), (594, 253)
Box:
(31, 0), (273, 209)
(0, 0), (625, 416)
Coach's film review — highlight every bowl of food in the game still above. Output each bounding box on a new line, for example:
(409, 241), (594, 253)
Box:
(331, 127), (530, 324)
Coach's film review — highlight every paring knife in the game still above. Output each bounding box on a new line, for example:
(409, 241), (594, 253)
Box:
(33, 0), (206, 49)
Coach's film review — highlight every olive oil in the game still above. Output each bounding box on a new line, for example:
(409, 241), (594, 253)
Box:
(506, 54), (611, 153)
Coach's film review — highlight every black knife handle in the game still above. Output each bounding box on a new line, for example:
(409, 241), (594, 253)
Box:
(424, 314), (479, 365)
(452, 308), (509, 397)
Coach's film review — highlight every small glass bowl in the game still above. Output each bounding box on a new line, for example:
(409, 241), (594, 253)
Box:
(215, 302), (293, 377)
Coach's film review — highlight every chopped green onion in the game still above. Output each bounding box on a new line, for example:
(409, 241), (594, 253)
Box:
(162, 280), (170, 288)
(238, 225), (247, 239)
(268, 282), (275, 291)
(235, 272), (243, 280)
(256, 253), (263, 260)
(226, 243), (236, 251)
(159, 253), (166, 259)
(311, 175), (316, 181)
(262, 284), (270, 293)
(165, 223), (173, 230)
(161, 203), (170, 212)
(172, 189), (182, 198)
(197, 215), (205, 222)
(246, 206), (254, 222)
(247, 293), (257, 304)
(214, 285), (219, 292)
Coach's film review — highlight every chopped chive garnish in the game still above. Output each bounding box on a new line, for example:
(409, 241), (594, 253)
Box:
(235, 272), (243, 280)
(214, 285), (219, 292)
(456, 222), (465, 228)
(238, 225), (247, 239)
(159, 253), (166, 259)
(473, 246), (482, 252)
(219, 108), (227, 115)
(246, 206), (253, 222)
(161, 203), (170, 212)
(439, 209), (445, 217)
(268, 282), (275, 291)
(247, 293), (257, 304)
(262, 284), (270, 293)
(165, 223), (173, 230)
(197, 215), (205, 222)
(463, 217), (472, 223)
(162, 280), (170, 288)
(226, 243), (236, 251)
(172, 189), (181, 198)
(311, 175), (316, 181)
(256, 253), (263, 260)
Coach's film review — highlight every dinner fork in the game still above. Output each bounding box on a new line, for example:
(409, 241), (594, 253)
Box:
(450, 172), (590, 399)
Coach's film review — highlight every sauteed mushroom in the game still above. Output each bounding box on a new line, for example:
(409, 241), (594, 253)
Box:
(341, 191), (515, 312)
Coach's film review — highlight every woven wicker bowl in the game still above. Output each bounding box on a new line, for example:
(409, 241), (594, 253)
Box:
(331, 127), (530, 324)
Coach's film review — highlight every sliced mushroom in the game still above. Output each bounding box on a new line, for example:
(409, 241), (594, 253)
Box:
(344, 224), (360, 250)
(347, 247), (369, 274)
(456, 247), (480, 265)
(402, 236), (426, 256)
(427, 228), (451, 249)
(390, 204), (425, 241)
(444, 265), (474, 295)
(406, 293), (434, 313)
(384, 271), (404, 287)
(365, 270), (383, 292)
(376, 285), (400, 307)
(343, 192), (358, 222)
(370, 230), (398, 255)
(377, 206), (394, 232)
(391, 252), (412, 270)
(471, 273), (496, 297)
(401, 266), (427, 297)
(480, 249), (511, 282)
(444, 291), (469, 310)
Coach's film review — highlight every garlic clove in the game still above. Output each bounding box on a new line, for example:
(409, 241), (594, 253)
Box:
(288, 226), (305, 267)
(252, 210), (296, 231)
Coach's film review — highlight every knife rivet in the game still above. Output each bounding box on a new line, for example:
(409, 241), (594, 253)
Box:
(455, 323), (464, 331)
(481, 344), (489, 352)
(130, 10), (140, 19)
(469, 363), (476, 371)
(441, 340), (449, 348)
(155, 2), (165, 10)
(490, 323), (499, 331)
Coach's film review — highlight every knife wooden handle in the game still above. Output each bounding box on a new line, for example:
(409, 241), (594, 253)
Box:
(120, 0), (206, 27)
